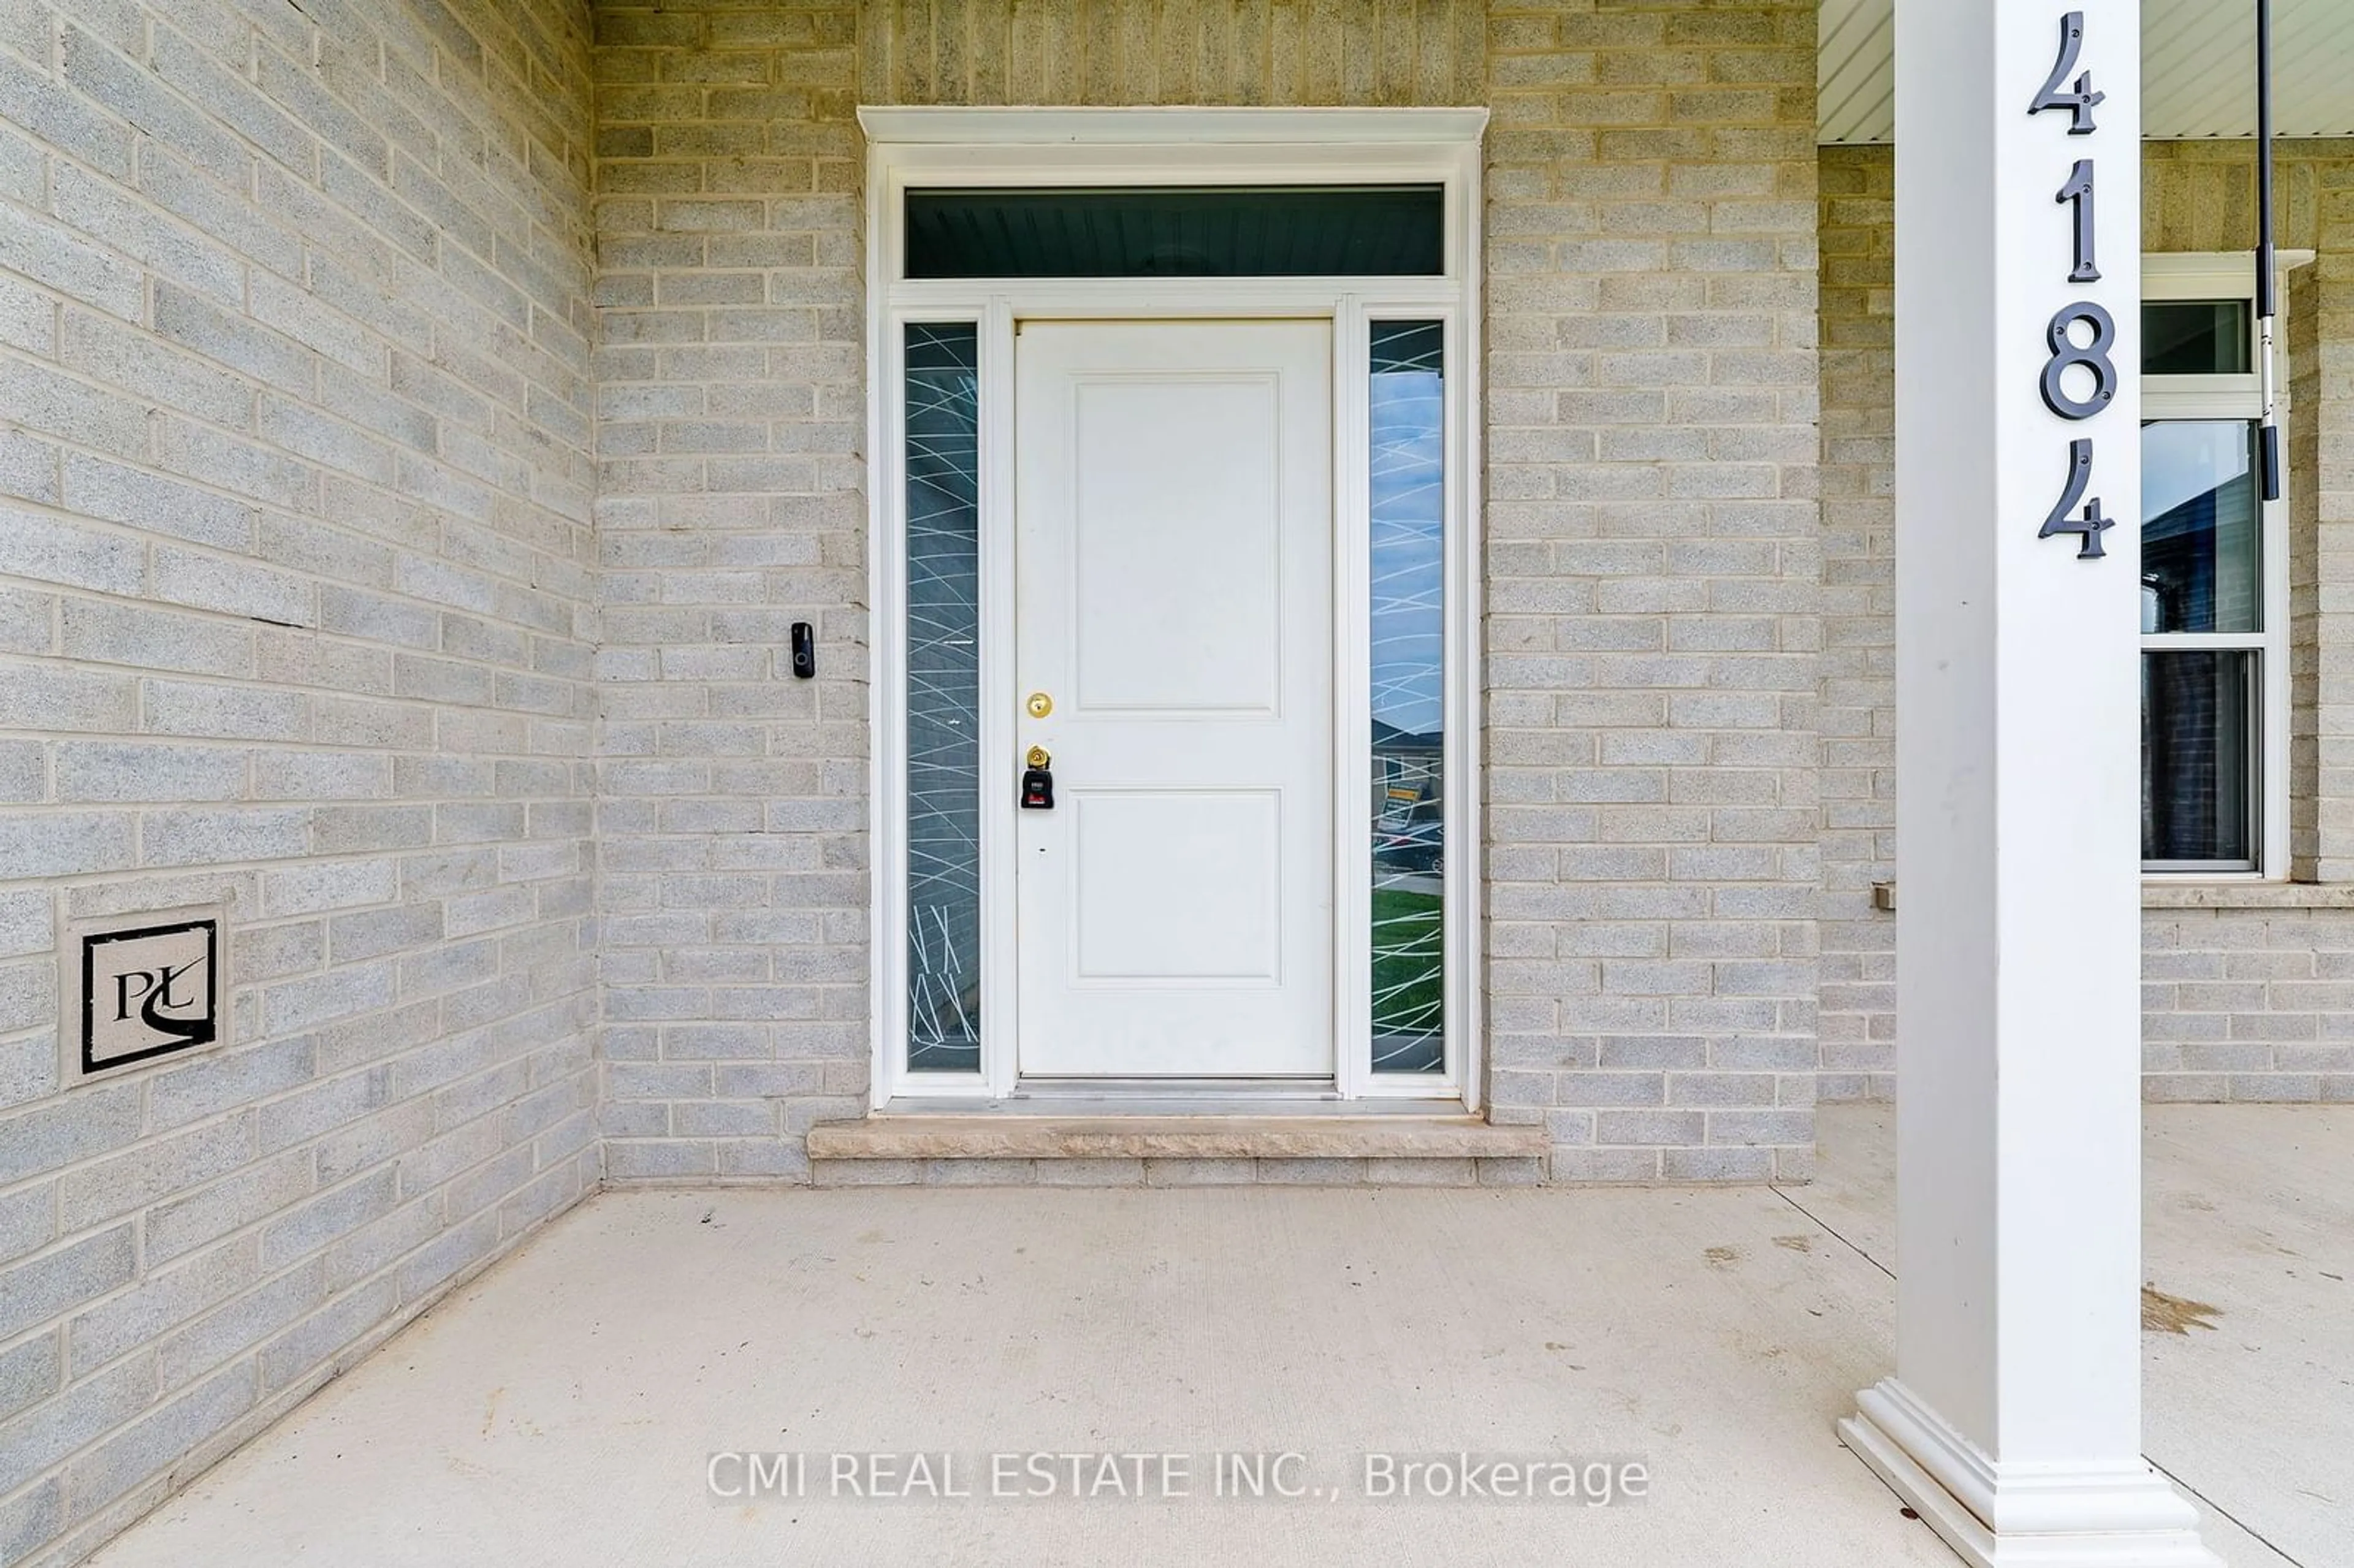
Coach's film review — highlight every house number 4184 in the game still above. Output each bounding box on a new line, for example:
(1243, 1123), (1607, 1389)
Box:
(2030, 10), (2116, 560)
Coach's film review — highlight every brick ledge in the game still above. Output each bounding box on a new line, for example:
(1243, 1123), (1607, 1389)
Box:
(1875, 879), (2354, 911)
(2141, 881), (2354, 910)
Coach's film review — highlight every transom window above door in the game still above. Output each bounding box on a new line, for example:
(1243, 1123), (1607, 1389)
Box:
(903, 186), (1446, 278)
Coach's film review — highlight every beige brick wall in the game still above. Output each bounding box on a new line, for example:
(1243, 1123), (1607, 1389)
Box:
(0, 2), (601, 1564)
(1815, 140), (2354, 1105)
(859, 0), (1485, 105)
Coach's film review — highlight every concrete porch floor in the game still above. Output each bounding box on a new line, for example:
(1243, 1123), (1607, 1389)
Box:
(80, 1105), (2352, 1568)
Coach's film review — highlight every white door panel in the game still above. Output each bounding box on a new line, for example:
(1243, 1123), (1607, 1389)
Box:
(1016, 320), (1334, 1078)
(1072, 376), (1283, 714)
(1072, 791), (1281, 981)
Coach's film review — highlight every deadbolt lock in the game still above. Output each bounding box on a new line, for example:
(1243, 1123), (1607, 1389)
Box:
(1026, 691), (1053, 718)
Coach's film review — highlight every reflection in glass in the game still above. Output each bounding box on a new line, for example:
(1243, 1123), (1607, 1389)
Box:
(1370, 322), (1446, 1073)
(2143, 300), (2252, 376)
(2143, 421), (2261, 635)
(905, 324), (981, 1072)
(905, 186), (1446, 280)
(2143, 651), (2257, 866)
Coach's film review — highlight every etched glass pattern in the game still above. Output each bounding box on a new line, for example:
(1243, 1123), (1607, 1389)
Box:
(1369, 322), (1446, 1073)
(905, 324), (982, 1073)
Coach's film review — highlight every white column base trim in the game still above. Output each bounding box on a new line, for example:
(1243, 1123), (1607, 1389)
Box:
(1840, 1380), (2221, 1567)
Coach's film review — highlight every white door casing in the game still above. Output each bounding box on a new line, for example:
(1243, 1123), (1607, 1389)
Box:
(1013, 320), (1335, 1076)
(862, 108), (1488, 1107)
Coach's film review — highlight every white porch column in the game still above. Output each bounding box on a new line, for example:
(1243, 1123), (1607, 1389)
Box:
(1841, 2), (2219, 1565)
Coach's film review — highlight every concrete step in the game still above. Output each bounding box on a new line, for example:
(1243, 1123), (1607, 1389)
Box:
(806, 1114), (1548, 1163)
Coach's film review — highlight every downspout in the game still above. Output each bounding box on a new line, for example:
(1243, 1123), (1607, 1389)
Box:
(2258, 0), (2282, 500)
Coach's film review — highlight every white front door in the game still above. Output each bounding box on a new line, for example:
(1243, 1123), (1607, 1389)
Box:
(1014, 320), (1335, 1077)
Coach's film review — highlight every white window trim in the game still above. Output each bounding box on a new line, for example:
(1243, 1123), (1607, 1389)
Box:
(859, 107), (1488, 1109)
(2139, 252), (2314, 880)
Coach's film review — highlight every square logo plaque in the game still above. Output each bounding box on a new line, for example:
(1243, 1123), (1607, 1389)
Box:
(77, 915), (221, 1078)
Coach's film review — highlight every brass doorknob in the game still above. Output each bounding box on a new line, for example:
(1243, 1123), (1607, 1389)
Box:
(1026, 745), (1051, 769)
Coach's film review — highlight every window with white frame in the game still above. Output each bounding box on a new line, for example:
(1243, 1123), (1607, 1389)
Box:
(2141, 256), (2290, 875)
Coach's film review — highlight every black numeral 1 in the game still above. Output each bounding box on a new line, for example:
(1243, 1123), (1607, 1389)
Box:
(2057, 159), (2099, 283)
(2028, 10), (2106, 134)
(2039, 438), (2115, 559)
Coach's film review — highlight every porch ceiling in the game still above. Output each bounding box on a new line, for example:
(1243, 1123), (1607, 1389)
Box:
(1820, 0), (2354, 144)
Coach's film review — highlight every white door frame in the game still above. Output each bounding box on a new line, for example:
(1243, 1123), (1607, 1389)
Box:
(861, 106), (1488, 1109)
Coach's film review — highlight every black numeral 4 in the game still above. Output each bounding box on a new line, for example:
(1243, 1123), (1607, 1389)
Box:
(2029, 10), (2106, 134)
(2040, 438), (2114, 560)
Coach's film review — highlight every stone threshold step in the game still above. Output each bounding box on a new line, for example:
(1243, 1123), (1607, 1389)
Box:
(806, 1115), (1547, 1162)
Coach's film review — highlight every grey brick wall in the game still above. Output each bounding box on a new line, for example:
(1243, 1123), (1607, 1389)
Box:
(590, 2), (867, 1184)
(1816, 140), (2354, 1104)
(2143, 894), (2354, 1102)
(1484, 1), (1822, 1182)
(593, 0), (1822, 1187)
(0, 2), (600, 1564)
(587, 0), (1487, 1184)
(10, 10), (2351, 1564)
(1814, 143), (1892, 1102)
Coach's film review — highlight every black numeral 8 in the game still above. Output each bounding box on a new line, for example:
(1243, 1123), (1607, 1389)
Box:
(2040, 302), (2117, 421)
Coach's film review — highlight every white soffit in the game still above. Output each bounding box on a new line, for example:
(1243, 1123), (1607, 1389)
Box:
(1821, 0), (2354, 145)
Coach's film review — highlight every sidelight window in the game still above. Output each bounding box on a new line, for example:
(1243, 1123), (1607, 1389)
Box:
(1369, 322), (1447, 1074)
(904, 323), (983, 1071)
